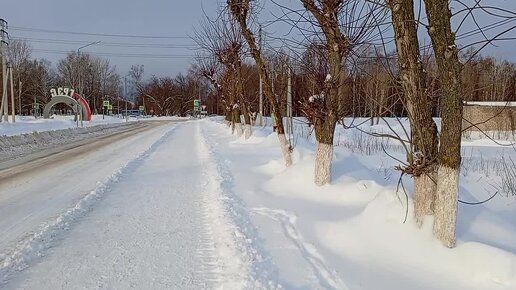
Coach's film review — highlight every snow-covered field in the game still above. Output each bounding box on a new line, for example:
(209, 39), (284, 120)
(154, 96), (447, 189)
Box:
(0, 116), (515, 289)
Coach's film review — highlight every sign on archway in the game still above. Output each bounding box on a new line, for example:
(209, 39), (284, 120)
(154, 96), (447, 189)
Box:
(43, 88), (92, 121)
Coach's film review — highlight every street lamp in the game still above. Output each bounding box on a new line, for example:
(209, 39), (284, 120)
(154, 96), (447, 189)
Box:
(76, 41), (101, 95)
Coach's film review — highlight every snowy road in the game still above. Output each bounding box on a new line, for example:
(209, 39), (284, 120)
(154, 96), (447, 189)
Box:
(0, 121), (176, 253)
(0, 121), (257, 289)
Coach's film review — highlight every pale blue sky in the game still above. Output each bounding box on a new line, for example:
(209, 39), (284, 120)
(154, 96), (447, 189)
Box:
(3, 0), (220, 77)
(2, 0), (515, 78)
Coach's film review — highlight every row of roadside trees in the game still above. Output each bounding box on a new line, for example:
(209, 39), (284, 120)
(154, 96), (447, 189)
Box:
(191, 0), (516, 248)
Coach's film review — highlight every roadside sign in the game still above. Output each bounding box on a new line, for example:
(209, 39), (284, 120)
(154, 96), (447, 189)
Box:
(139, 106), (145, 111)
(108, 104), (113, 110)
(194, 99), (200, 111)
(103, 100), (110, 107)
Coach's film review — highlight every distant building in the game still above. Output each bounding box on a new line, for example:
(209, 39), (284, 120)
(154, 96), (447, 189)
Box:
(463, 102), (516, 131)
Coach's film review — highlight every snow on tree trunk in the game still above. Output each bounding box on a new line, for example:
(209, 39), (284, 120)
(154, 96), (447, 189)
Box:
(278, 133), (292, 167)
(414, 169), (437, 226)
(433, 165), (459, 247)
(244, 124), (252, 140)
(314, 141), (332, 186)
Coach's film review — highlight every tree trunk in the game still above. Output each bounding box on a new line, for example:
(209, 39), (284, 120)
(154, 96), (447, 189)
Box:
(239, 100), (251, 139)
(301, 0), (346, 185)
(244, 124), (252, 139)
(225, 107), (232, 127)
(314, 120), (336, 185)
(236, 63), (252, 139)
(233, 105), (242, 137)
(389, 0), (439, 226)
(424, 0), (463, 247)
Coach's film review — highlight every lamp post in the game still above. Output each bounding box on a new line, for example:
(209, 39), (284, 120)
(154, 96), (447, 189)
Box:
(76, 41), (100, 95)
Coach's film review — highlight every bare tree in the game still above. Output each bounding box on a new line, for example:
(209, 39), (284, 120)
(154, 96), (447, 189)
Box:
(297, 0), (384, 185)
(387, 0), (439, 226)
(194, 8), (252, 138)
(228, 0), (293, 166)
(192, 56), (231, 124)
(8, 39), (32, 114)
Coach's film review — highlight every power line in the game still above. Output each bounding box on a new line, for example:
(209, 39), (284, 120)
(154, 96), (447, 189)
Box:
(12, 36), (198, 49)
(31, 48), (198, 59)
(10, 26), (192, 39)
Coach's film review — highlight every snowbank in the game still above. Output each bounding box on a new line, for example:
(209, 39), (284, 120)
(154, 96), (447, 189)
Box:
(0, 122), (139, 162)
(0, 115), (129, 137)
(201, 117), (516, 289)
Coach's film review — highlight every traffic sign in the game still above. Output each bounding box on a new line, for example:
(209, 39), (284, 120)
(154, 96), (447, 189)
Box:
(139, 106), (145, 111)
(107, 104), (113, 110)
(103, 100), (110, 107)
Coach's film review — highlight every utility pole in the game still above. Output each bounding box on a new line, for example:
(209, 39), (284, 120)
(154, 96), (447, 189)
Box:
(33, 96), (37, 118)
(18, 80), (21, 116)
(0, 54), (7, 122)
(124, 76), (128, 122)
(287, 66), (292, 139)
(258, 24), (263, 126)
(0, 19), (8, 122)
(9, 64), (15, 122)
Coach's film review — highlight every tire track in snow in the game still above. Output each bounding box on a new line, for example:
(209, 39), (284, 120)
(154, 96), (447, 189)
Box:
(251, 208), (350, 290)
(197, 121), (284, 289)
(0, 124), (180, 285)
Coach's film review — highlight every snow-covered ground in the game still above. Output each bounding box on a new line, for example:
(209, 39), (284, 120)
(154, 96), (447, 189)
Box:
(199, 117), (516, 289)
(1, 117), (515, 289)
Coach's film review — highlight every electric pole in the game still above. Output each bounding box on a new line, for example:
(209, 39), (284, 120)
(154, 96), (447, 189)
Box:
(18, 80), (21, 116)
(258, 24), (263, 126)
(287, 66), (294, 148)
(9, 63), (15, 122)
(0, 19), (8, 122)
(124, 76), (128, 122)
(287, 66), (292, 137)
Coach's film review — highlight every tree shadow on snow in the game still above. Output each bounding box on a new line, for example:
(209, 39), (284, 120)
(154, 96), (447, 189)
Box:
(456, 186), (516, 254)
